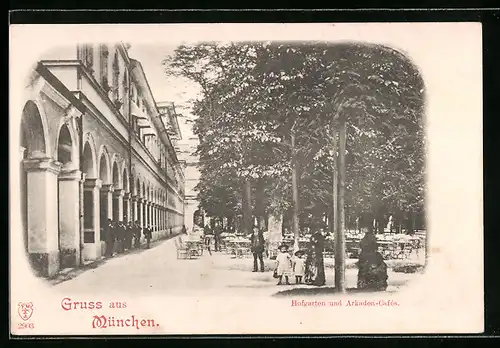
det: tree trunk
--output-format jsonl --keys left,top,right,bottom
{"left": 332, "top": 128, "right": 339, "bottom": 238}
{"left": 411, "top": 212, "right": 416, "bottom": 234}
{"left": 328, "top": 211, "right": 334, "bottom": 234}
{"left": 335, "top": 119, "right": 347, "bottom": 293}
{"left": 290, "top": 132, "right": 300, "bottom": 251}
{"left": 243, "top": 179, "right": 252, "bottom": 236}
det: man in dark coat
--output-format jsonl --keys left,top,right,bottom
{"left": 104, "top": 218, "right": 115, "bottom": 257}
{"left": 125, "top": 221, "right": 133, "bottom": 250}
{"left": 116, "top": 222, "right": 125, "bottom": 253}
{"left": 144, "top": 224, "right": 152, "bottom": 249}
{"left": 133, "top": 220, "right": 141, "bottom": 249}
{"left": 250, "top": 227, "right": 265, "bottom": 272}
{"left": 214, "top": 224, "right": 222, "bottom": 252}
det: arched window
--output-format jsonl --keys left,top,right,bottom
{"left": 112, "top": 52, "right": 120, "bottom": 103}
{"left": 80, "top": 44, "right": 94, "bottom": 73}
{"left": 132, "top": 85, "right": 137, "bottom": 103}
{"left": 99, "top": 44, "right": 109, "bottom": 91}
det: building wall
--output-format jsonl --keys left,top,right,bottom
{"left": 173, "top": 114, "right": 201, "bottom": 232}
{"left": 18, "top": 42, "right": 185, "bottom": 278}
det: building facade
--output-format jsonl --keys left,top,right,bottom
{"left": 157, "top": 103, "right": 201, "bottom": 233}
{"left": 18, "top": 42, "right": 185, "bottom": 278}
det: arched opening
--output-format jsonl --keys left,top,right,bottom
{"left": 99, "top": 152, "right": 110, "bottom": 248}
{"left": 56, "top": 123, "right": 75, "bottom": 258}
{"left": 123, "top": 168, "right": 130, "bottom": 193}
{"left": 112, "top": 162, "right": 120, "bottom": 187}
{"left": 82, "top": 142, "right": 97, "bottom": 259}
{"left": 99, "top": 154, "right": 109, "bottom": 184}
{"left": 20, "top": 101, "right": 47, "bottom": 256}
{"left": 122, "top": 167, "right": 129, "bottom": 221}
{"left": 136, "top": 178, "right": 141, "bottom": 225}
{"left": 82, "top": 142, "right": 95, "bottom": 177}
{"left": 57, "top": 122, "right": 83, "bottom": 268}
{"left": 143, "top": 183, "right": 148, "bottom": 228}
{"left": 111, "top": 162, "right": 120, "bottom": 221}
{"left": 57, "top": 124, "right": 73, "bottom": 167}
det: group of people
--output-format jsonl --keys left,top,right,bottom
{"left": 102, "top": 219, "right": 153, "bottom": 257}
{"left": 247, "top": 226, "right": 326, "bottom": 286}
{"left": 201, "top": 221, "right": 388, "bottom": 291}
{"left": 203, "top": 223, "right": 222, "bottom": 254}
{"left": 274, "top": 229, "right": 326, "bottom": 286}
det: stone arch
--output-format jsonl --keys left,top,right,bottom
{"left": 98, "top": 146, "right": 111, "bottom": 184}
{"left": 141, "top": 182, "right": 146, "bottom": 199}
{"left": 82, "top": 133, "right": 97, "bottom": 178}
{"left": 136, "top": 177, "right": 141, "bottom": 197}
{"left": 20, "top": 100, "right": 50, "bottom": 158}
{"left": 129, "top": 172, "right": 135, "bottom": 195}
{"left": 111, "top": 159, "right": 121, "bottom": 189}
{"left": 122, "top": 164, "right": 130, "bottom": 193}
{"left": 19, "top": 100, "right": 51, "bottom": 258}
{"left": 56, "top": 122, "right": 75, "bottom": 169}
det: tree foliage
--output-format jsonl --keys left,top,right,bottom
{"left": 163, "top": 41, "right": 425, "bottom": 230}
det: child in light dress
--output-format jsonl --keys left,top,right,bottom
{"left": 275, "top": 244, "right": 292, "bottom": 285}
{"left": 293, "top": 250, "right": 306, "bottom": 284}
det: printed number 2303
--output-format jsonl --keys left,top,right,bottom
{"left": 18, "top": 322, "right": 34, "bottom": 329}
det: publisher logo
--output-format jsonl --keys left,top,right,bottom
{"left": 18, "top": 302, "right": 33, "bottom": 321}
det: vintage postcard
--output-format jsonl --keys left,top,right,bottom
{"left": 9, "top": 23, "right": 483, "bottom": 335}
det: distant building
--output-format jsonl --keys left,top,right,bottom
{"left": 18, "top": 43, "right": 185, "bottom": 277}
{"left": 158, "top": 102, "right": 201, "bottom": 232}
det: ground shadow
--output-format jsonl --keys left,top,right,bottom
{"left": 273, "top": 286, "right": 388, "bottom": 297}
{"left": 48, "top": 233, "right": 183, "bottom": 285}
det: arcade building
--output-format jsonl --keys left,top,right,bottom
{"left": 18, "top": 42, "right": 185, "bottom": 278}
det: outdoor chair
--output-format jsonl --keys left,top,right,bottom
{"left": 236, "top": 246, "right": 251, "bottom": 258}
{"left": 174, "top": 237, "right": 190, "bottom": 259}
{"left": 402, "top": 244, "right": 413, "bottom": 259}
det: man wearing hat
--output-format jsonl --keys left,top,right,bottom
{"left": 144, "top": 224, "right": 152, "bottom": 249}
{"left": 250, "top": 226, "right": 265, "bottom": 272}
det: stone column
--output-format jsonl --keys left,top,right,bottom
{"left": 138, "top": 197, "right": 144, "bottom": 230}
{"left": 83, "top": 178, "right": 102, "bottom": 260}
{"left": 157, "top": 205, "right": 161, "bottom": 237}
{"left": 161, "top": 207, "right": 165, "bottom": 234}
{"left": 147, "top": 201, "right": 152, "bottom": 228}
{"left": 154, "top": 204, "right": 159, "bottom": 236}
{"left": 131, "top": 195, "right": 138, "bottom": 222}
{"left": 124, "top": 193, "right": 131, "bottom": 222}
{"left": 58, "top": 168, "right": 82, "bottom": 268}
{"left": 23, "top": 157, "right": 62, "bottom": 277}
{"left": 101, "top": 184, "right": 114, "bottom": 220}
{"left": 166, "top": 209, "right": 170, "bottom": 232}
{"left": 151, "top": 204, "right": 156, "bottom": 239}
{"left": 113, "top": 189, "right": 124, "bottom": 221}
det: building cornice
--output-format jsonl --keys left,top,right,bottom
{"left": 129, "top": 59, "right": 181, "bottom": 165}
{"left": 76, "top": 92, "right": 180, "bottom": 196}
{"left": 35, "top": 62, "right": 86, "bottom": 114}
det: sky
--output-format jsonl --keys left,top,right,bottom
{"left": 128, "top": 44, "right": 201, "bottom": 140}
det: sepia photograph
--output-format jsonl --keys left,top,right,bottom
{"left": 10, "top": 23, "right": 483, "bottom": 335}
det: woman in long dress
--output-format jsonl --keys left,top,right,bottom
{"left": 305, "top": 229, "right": 326, "bottom": 286}
{"left": 357, "top": 230, "right": 388, "bottom": 291}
